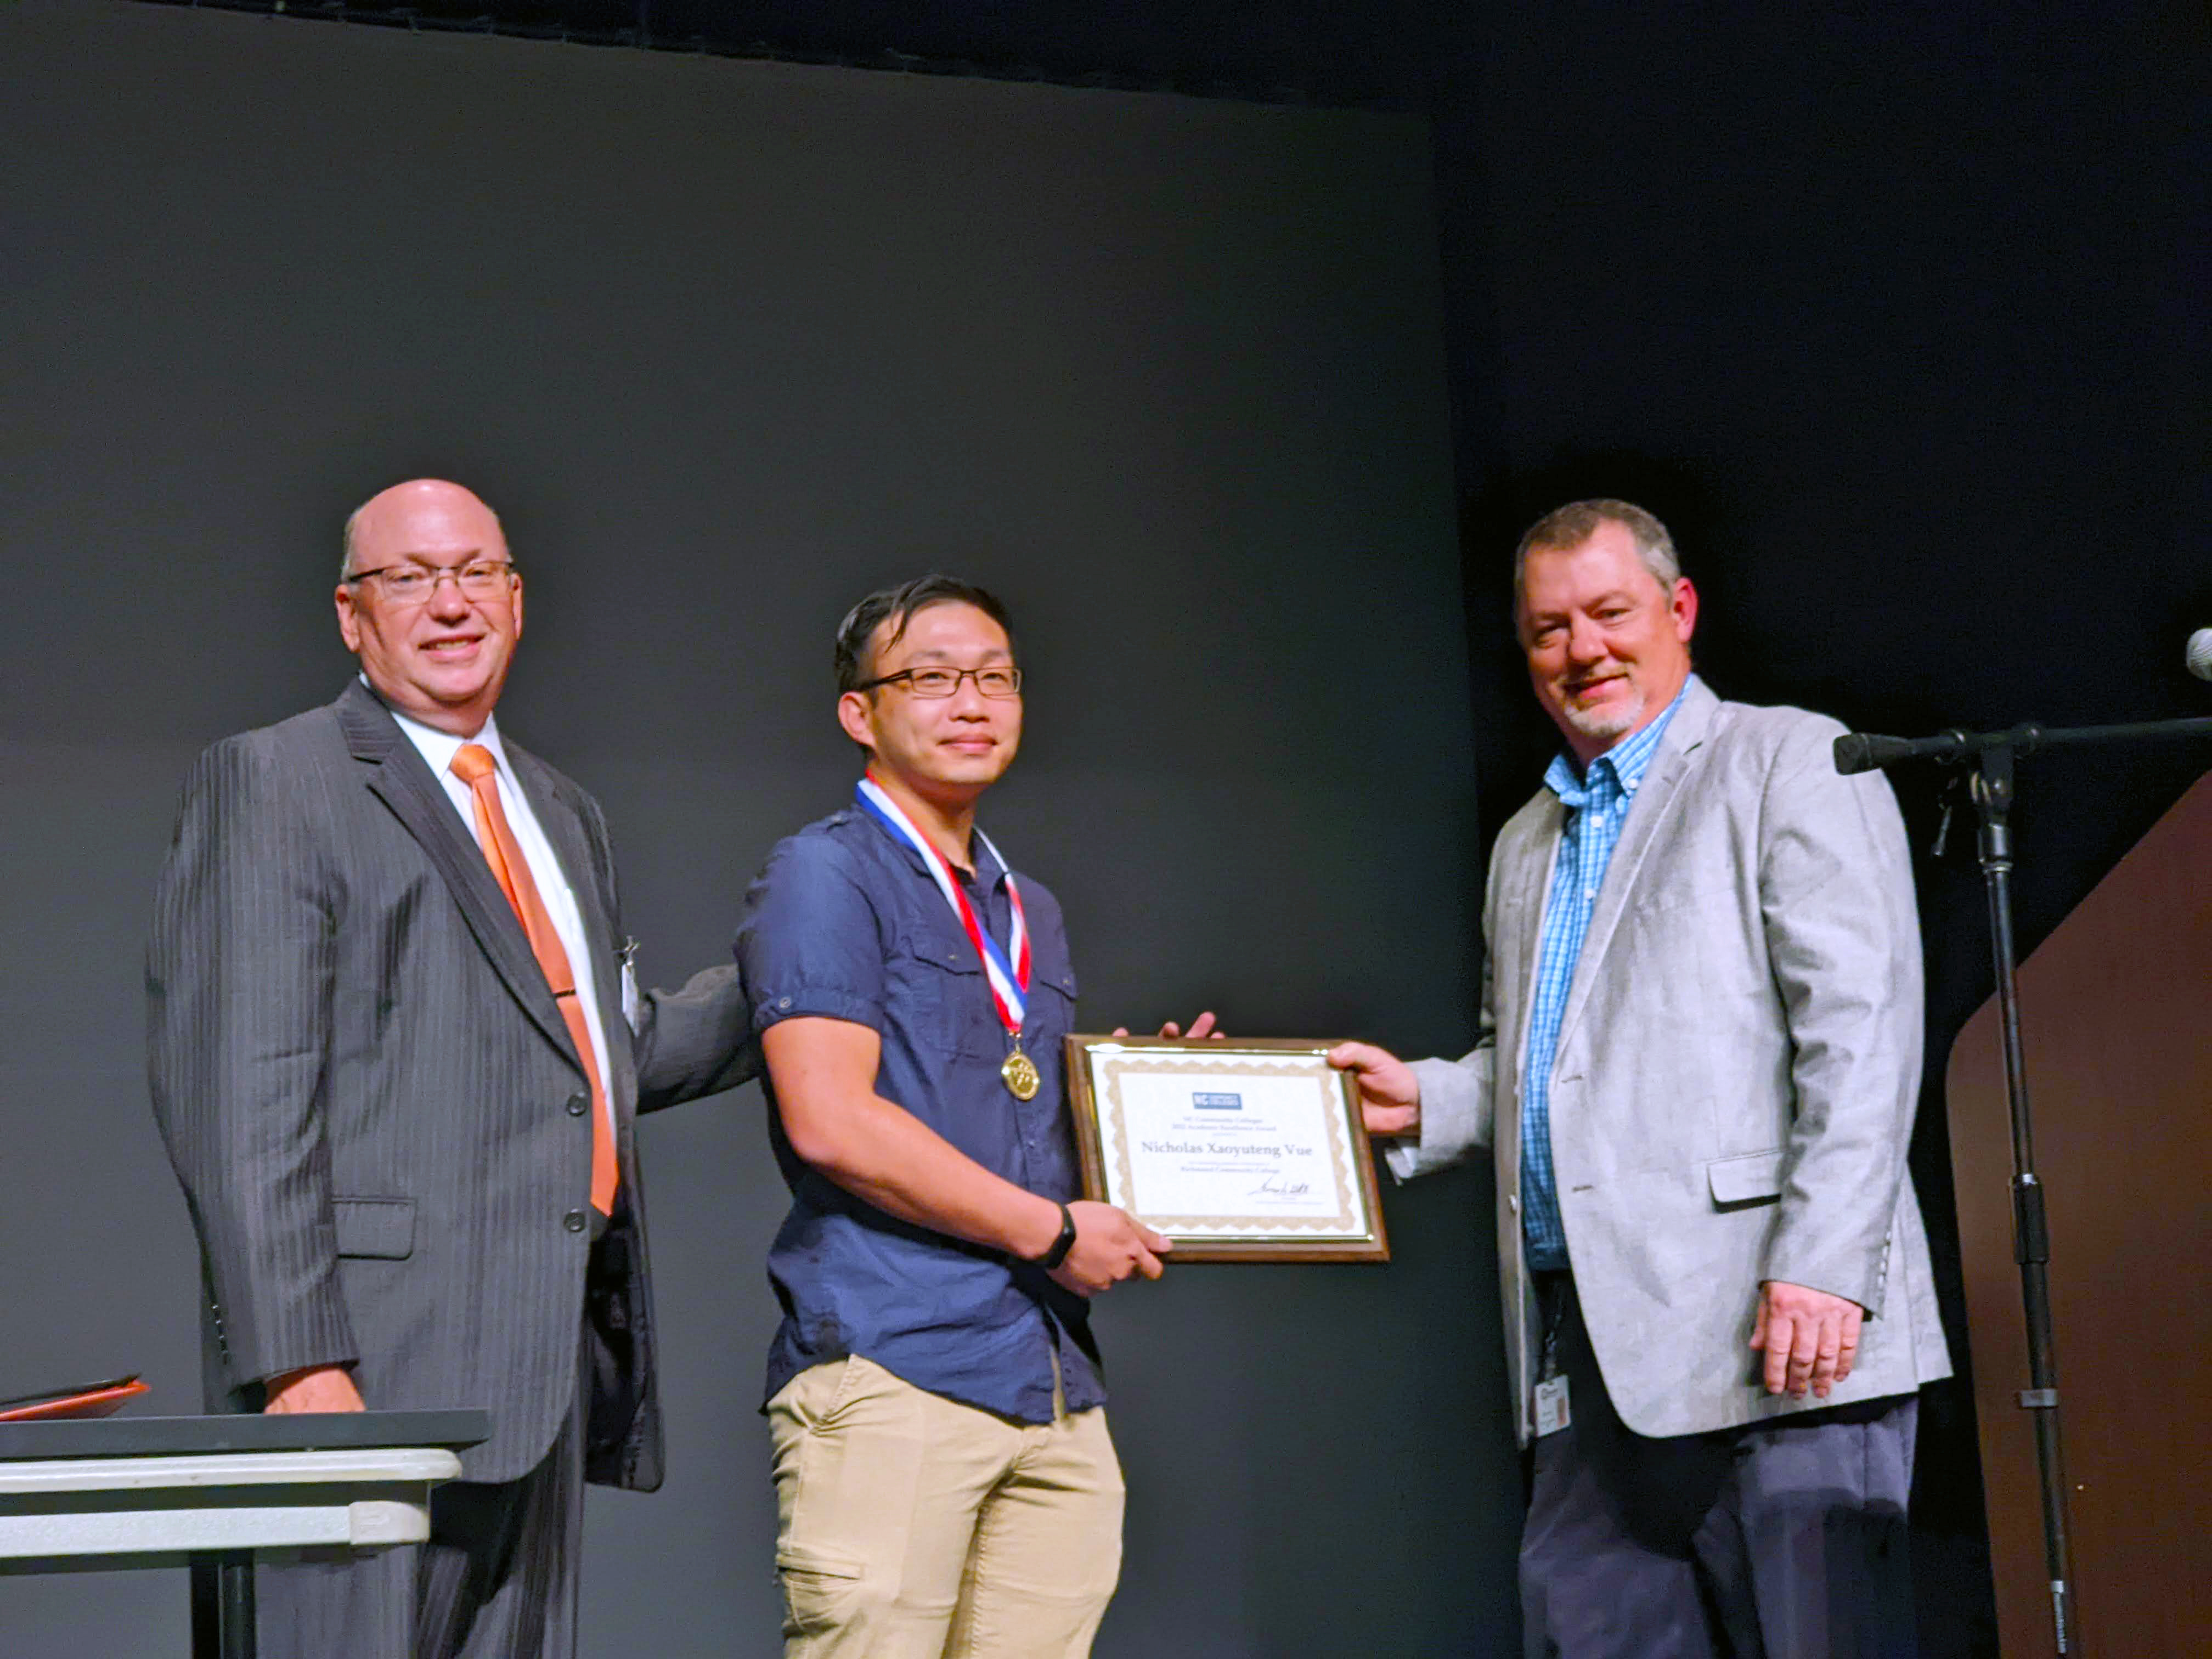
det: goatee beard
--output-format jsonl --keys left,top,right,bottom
{"left": 1562, "top": 686, "right": 1645, "bottom": 742}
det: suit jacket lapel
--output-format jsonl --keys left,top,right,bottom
{"left": 1551, "top": 678, "right": 1719, "bottom": 1059}
{"left": 1498, "top": 800, "right": 1565, "bottom": 1108}
{"left": 507, "top": 744, "right": 636, "bottom": 1115}
{"left": 336, "top": 681, "right": 580, "bottom": 1068}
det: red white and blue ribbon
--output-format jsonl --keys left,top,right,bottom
{"left": 855, "top": 775, "right": 1030, "bottom": 1035}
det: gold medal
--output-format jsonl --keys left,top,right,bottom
{"left": 1001, "top": 1046, "right": 1041, "bottom": 1101}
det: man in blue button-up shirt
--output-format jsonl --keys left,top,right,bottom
{"left": 737, "top": 575, "right": 1205, "bottom": 1659}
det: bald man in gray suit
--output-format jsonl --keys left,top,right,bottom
{"left": 1334, "top": 501, "right": 1951, "bottom": 1659}
{"left": 149, "top": 480, "right": 754, "bottom": 1659}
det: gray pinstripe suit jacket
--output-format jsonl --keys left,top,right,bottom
{"left": 1393, "top": 680, "right": 1952, "bottom": 1442}
{"left": 148, "top": 680, "right": 754, "bottom": 1486}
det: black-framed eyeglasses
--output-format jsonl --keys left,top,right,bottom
{"left": 855, "top": 665, "right": 1023, "bottom": 699}
{"left": 345, "top": 559, "right": 518, "bottom": 606}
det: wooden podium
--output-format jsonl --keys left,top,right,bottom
{"left": 1946, "top": 773, "right": 2212, "bottom": 1657}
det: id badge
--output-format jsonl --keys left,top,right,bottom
{"left": 619, "top": 938, "right": 642, "bottom": 1032}
{"left": 1534, "top": 1374, "right": 1572, "bottom": 1437}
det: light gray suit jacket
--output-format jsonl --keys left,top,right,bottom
{"left": 148, "top": 680, "right": 755, "bottom": 1485}
{"left": 1393, "top": 679, "right": 1951, "bottom": 1442}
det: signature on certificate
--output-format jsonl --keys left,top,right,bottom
{"left": 1248, "top": 1172, "right": 1312, "bottom": 1199}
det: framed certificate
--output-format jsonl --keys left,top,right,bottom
{"left": 1063, "top": 1035, "right": 1390, "bottom": 1263}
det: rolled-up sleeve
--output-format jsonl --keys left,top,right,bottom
{"left": 735, "top": 833, "right": 888, "bottom": 1034}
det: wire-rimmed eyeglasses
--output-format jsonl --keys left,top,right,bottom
{"left": 344, "top": 560, "right": 518, "bottom": 606}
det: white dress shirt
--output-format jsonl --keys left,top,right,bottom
{"left": 386, "top": 703, "right": 617, "bottom": 1129}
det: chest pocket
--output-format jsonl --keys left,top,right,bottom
{"left": 898, "top": 945, "right": 1003, "bottom": 1062}
{"left": 1028, "top": 958, "right": 1078, "bottom": 1041}
{"left": 894, "top": 940, "right": 1077, "bottom": 1063}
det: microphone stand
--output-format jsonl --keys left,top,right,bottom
{"left": 1833, "top": 713, "right": 2212, "bottom": 1657}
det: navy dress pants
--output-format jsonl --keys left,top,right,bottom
{"left": 1521, "top": 1275, "right": 1918, "bottom": 1659}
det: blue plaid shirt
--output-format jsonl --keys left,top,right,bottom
{"left": 1519, "top": 678, "right": 1694, "bottom": 1270}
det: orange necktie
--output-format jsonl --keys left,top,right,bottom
{"left": 451, "top": 743, "right": 617, "bottom": 1215}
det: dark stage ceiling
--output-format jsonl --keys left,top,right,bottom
{"left": 136, "top": 1, "right": 1480, "bottom": 106}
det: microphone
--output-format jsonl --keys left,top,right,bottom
{"left": 2188, "top": 628, "right": 2212, "bottom": 682}
{"left": 1832, "top": 731, "right": 1959, "bottom": 775}
{"left": 1832, "top": 724, "right": 2045, "bottom": 774}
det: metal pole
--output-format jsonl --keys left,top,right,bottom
{"left": 219, "top": 1550, "right": 257, "bottom": 1659}
{"left": 189, "top": 1555, "right": 218, "bottom": 1658}
{"left": 1971, "top": 746, "right": 2078, "bottom": 1655}
{"left": 189, "top": 1550, "right": 257, "bottom": 1659}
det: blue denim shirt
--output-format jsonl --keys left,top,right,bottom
{"left": 1518, "top": 678, "right": 1692, "bottom": 1270}
{"left": 736, "top": 804, "right": 1096, "bottom": 1424}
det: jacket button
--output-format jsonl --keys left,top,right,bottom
{"left": 566, "top": 1092, "right": 589, "bottom": 1116}
{"left": 563, "top": 1209, "right": 588, "bottom": 1233}
{"left": 1508, "top": 1193, "right": 1520, "bottom": 1214}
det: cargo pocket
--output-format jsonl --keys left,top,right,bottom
{"left": 776, "top": 1543, "right": 866, "bottom": 1638}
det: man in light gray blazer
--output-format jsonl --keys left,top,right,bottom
{"left": 1334, "top": 500, "right": 1951, "bottom": 1658}
{"left": 148, "top": 479, "right": 754, "bottom": 1659}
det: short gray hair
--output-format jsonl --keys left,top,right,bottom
{"left": 1513, "top": 499, "right": 1681, "bottom": 599}
{"left": 339, "top": 503, "right": 368, "bottom": 581}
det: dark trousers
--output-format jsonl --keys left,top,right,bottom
{"left": 1521, "top": 1275, "right": 1917, "bottom": 1659}
{"left": 254, "top": 1363, "right": 586, "bottom": 1659}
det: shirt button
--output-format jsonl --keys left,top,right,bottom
{"left": 1508, "top": 1193, "right": 1521, "bottom": 1214}
{"left": 778, "top": 997, "right": 793, "bottom": 1010}
{"left": 566, "top": 1092, "right": 589, "bottom": 1116}
{"left": 563, "top": 1210, "right": 588, "bottom": 1234}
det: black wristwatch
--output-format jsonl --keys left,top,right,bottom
{"left": 1028, "top": 1203, "right": 1077, "bottom": 1271}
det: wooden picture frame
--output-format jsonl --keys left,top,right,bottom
{"left": 1063, "top": 1035, "right": 1390, "bottom": 1263}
